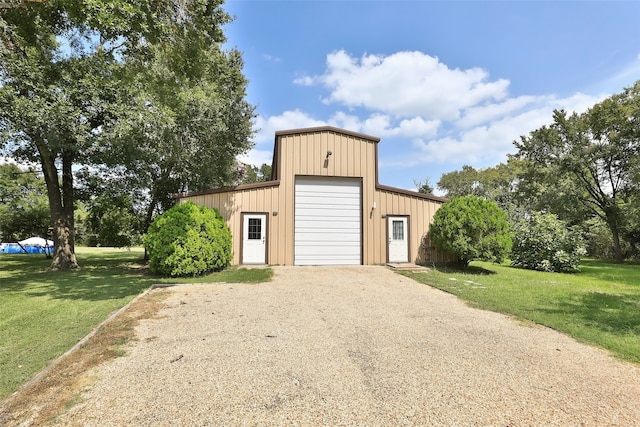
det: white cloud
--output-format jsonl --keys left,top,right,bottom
{"left": 237, "top": 149, "right": 273, "bottom": 167}
{"left": 298, "top": 50, "right": 510, "bottom": 120}
{"left": 457, "top": 96, "right": 537, "bottom": 129}
{"left": 253, "top": 110, "right": 327, "bottom": 143}
{"left": 593, "top": 55, "right": 640, "bottom": 95}
{"left": 293, "top": 76, "right": 318, "bottom": 86}
{"left": 356, "top": 114, "right": 440, "bottom": 138}
{"left": 558, "top": 91, "right": 607, "bottom": 114}
{"left": 262, "top": 50, "right": 610, "bottom": 172}
{"left": 253, "top": 109, "right": 441, "bottom": 145}
{"left": 293, "top": 75, "right": 315, "bottom": 86}
{"left": 327, "top": 111, "right": 362, "bottom": 132}
{"left": 411, "top": 91, "right": 603, "bottom": 166}
{"left": 391, "top": 117, "right": 441, "bottom": 138}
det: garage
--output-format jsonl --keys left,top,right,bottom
{"left": 178, "top": 127, "right": 451, "bottom": 266}
{"left": 294, "top": 177, "right": 362, "bottom": 265}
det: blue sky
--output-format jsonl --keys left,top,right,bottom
{"left": 225, "top": 0, "right": 640, "bottom": 194}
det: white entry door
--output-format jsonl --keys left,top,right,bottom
{"left": 388, "top": 217, "right": 409, "bottom": 263}
{"left": 242, "top": 214, "right": 266, "bottom": 264}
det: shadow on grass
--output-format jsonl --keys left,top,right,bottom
{"left": 431, "top": 264, "right": 498, "bottom": 276}
{"left": 0, "top": 253, "right": 157, "bottom": 301}
{"left": 543, "top": 291, "right": 640, "bottom": 336}
{"left": 1, "top": 252, "right": 272, "bottom": 301}
{"left": 25, "top": 270, "right": 155, "bottom": 302}
{"left": 579, "top": 259, "right": 640, "bottom": 288}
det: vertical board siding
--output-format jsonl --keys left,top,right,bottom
{"left": 374, "top": 189, "right": 451, "bottom": 265}
{"left": 180, "top": 186, "right": 280, "bottom": 265}
{"left": 179, "top": 128, "right": 450, "bottom": 266}
{"left": 282, "top": 130, "right": 378, "bottom": 265}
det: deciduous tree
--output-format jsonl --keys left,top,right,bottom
{"left": 0, "top": 163, "right": 49, "bottom": 241}
{"left": 238, "top": 163, "right": 273, "bottom": 185}
{"left": 1, "top": 1, "right": 254, "bottom": 268}
{"left": 514, "top": 82, "right": 640, "bottom": 262}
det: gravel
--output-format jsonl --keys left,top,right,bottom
{"left": 56, "top": 265, "right": 640, "bottom": 426}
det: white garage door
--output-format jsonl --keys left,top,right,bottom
{"left": 295, "top": 177, "right": 361, "bottom": 265}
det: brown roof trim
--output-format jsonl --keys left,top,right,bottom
{"left": 375, "top": 183, "right": 449, "bottom": 203}
{"left": 175, "top": 180, "right": 280, "bottom": 199}
{"left": 275, "top": 126, "right": 381, "bottom": 142}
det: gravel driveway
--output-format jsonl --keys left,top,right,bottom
{"left": 57, "top": 266, "right": 640, "bottom": 426}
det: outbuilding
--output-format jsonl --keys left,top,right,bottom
{"left": 177, "top": 126, "right": 450, "bottom": 266}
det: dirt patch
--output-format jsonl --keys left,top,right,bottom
{"left": 0, "top": 288, "right": 170, "bottom": 426}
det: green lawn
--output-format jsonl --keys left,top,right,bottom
{"left": 400, "top": 258, "right": 640, "bottom": 364}
{"left": 0, "top": 248, "right": 273, "bottom": 399}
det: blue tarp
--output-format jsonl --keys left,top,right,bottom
{"left": 0, "top": 243, "right": 54, "bottom": 255}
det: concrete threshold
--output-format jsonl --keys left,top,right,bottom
{"left": 386, "top": 263, "right": 430, "bottom": 271}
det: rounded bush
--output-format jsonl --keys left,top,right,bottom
{"left": 511, "top": 212, "right": 586, "bottom": 273}
{"left": 144, "top": 202, "right": 232, "bottom": 277}
{"left": 429, "top": 196, "right": 512, "bottom": 267}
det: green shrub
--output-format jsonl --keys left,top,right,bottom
{"left": 511, "top": 212, "right": 586, "bottom": 273}
{"left": 144, "top": 202, "right": 232, "bottom": 277}
{"left": 429, "top": 196, "right": 512, "bottom": 268}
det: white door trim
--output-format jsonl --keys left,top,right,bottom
{"left": 387, "top": 216, "right": 409, "bottom": 263}
{"left": 242, "top": 213, "right": 267, "bottom": 264}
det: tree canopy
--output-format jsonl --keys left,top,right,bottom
{"left": 0, "top": 163, "right": 49, "bottom": 241}
{"left": 0, "top": 1, "right": 255, "bottom": 268}
{"left": 238, "top": 163, "right": 273, "bottom": 185}
{"left": 429, "top": 81, "right": 640, "bottom": 262}
{"left": 413, "top": 178, "right": 434, "bottom": 194}
{"left": 514, "top": 82, "right": 640, "bottom": 262}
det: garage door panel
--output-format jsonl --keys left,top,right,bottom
{"left": 295, "top": 198, "right": 359, "bottom": 207}
{"left": 296, "top": 208, "right": 359, "bottom": 222}
{"left": 295, "top": 177, "right": 361, "bottom": 265}
{"left": 296, "top": 258, "right": 360, "bottom": 266}
{"left": 295, "top": 227, "right": 360, "bottom": 235}
{"left": 294, "top": 232, "right": 360, "bottom": 242}
{"left": 296, "top": 219, "right": 360, "bottom": 229}
{"left": 295, "top": 245, "right": 361, "bottom": 255}
{"left": 296, "top": 253, "right": 361, "bottom": 265}
{"left": 296, "top": 182, "right": 360, "bottom": 191}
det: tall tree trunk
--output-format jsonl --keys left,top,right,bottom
{"left": 39, "top": 145, "right": 79, "bottom": 270}
{"left": 608, "top": 221, "right": 624, "bottom": 263}
{"left": 144, "top": 197, "right": 158, "bottom": 235}
{"left": 605, "top": 207, "right": 624, "bottom": 263}
{"left": 142, "top": 196, "right": 159, "bottom": 262}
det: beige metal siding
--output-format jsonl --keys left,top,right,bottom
{"left": 180, "top": 186, "right": 282, "bottom": 265}
{"left": 178, "top": 127, "right": 451, "bottom": 266}
{"left": 278, "top": 131, "right": 376, "bottom": 179}
{"left": 277, "top": 130, "right": 378, "bottom": 265}
{"left": 372, "top": 188, "right": 451, "bottom": 264}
